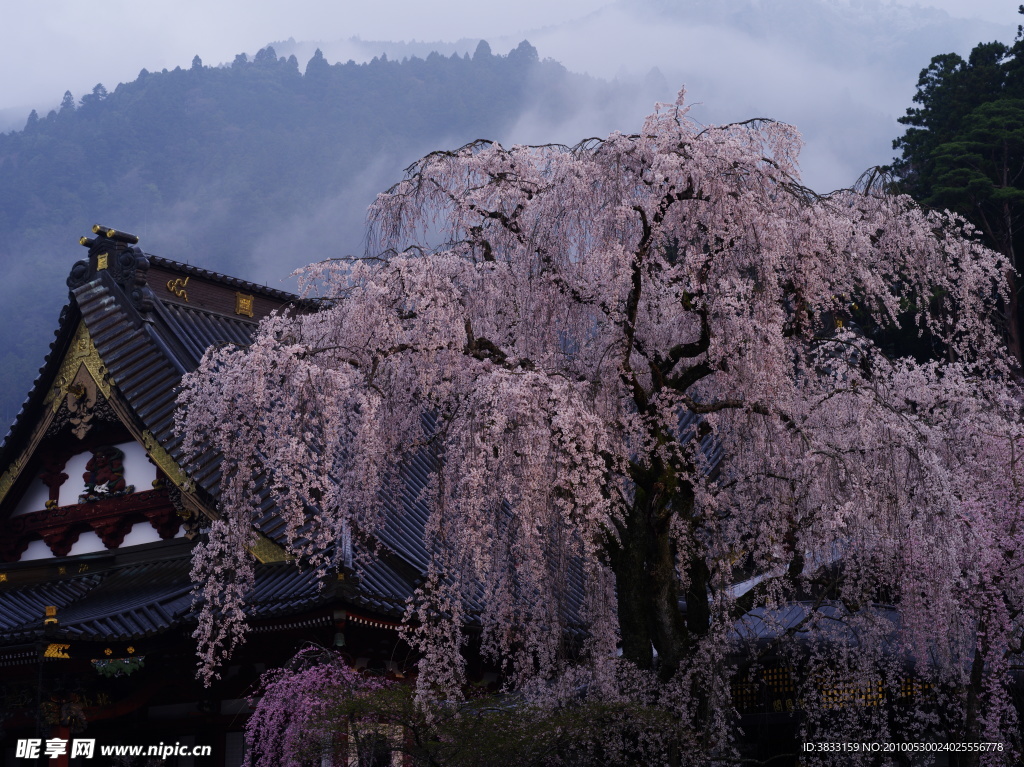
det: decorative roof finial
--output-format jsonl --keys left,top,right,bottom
{"left": 91, "top": 224, "right": 139, "bottom": 245}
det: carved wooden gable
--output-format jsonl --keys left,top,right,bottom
{"left": 0, "top": 227, "right": 301, "bottom": 572}
{"left": 0, "top": 322, "right": 195, "bottom": 563}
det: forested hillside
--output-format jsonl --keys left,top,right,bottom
{"left": 0, "top": 41, "right": 650, "bottom": 426}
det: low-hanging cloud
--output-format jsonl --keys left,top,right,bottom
{"left": 477, "top": 0, "right": 1007, "bottom": 191}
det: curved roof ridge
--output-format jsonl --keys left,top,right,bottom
{"left": 144, "top": 253, "right": 299, "bottom": 303}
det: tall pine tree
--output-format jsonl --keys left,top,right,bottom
{"left": 894, "top": 12, "right": 1024, "bottom": 365}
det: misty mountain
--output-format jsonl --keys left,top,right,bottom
{"left": 0, "top": 41, "right": 661, "bottom": 426}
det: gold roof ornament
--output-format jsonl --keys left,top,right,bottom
{"left": 91, "top": 224, "right": 139, "bottom": 245}
{"left": 235, "top": 292, "right": 255, "bottom": 317}
{"left": 44, "top": 643, "right": 71, "bottom": 659}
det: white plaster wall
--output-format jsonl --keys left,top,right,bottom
{"left": 120, "top": 521, "right": 165, "bottom": 548}
{"left": 119, "top": 440, "right": 158, "bottom": 489}
{"left": 20, "top": 538, "right": 54, "bottom": 561}
{"left": 12, "top": 442, "right": 174, "bottom": 561}
{"left": 11, "top": 479, "right": 50, "bottom": 517}
{"left": 18, "top": 520, "right": 185, "bottom": 562}
{"left": 64, "top": 530, "right": 106, "bottom": 556}
{"left": 58, "top": 451, "right": 92, "bottom": 506}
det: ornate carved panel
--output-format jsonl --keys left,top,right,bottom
{"left": 45, "top": 322, "right": 112, "bottom": 413}
{"left": 80, "top": 445, "right": 134, "bottom": 503}
{"left": 0, "top": 489, "right": 178, "bottom": 562}
{"left": 50, "top": 378, "right": 113, "bottom": 448}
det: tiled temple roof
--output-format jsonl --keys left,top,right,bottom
{"left": 0, "top": 548, "right": 327, "bottom": 645}
{"left": 0, "top": 228, "right": 426, "bottom": 644}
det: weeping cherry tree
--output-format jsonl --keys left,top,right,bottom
{"left": 179, "top": 93, "right": 1024, "bottom": 760}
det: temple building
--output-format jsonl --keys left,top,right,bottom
{"left": 0, "top": 228, "right": 421, "bottom": 767}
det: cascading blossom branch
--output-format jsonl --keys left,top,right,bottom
{"left": 244, "top": 648, "right": 391, "bottom": 767}
{"left": 179, "top": 91, "right": 1024, "bottom": 758}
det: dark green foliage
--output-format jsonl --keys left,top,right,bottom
{"left": 893, "top": 42, "right": 1015, "bottom": 204}
{"left": 321, "top": 684, "right": 682, "bottom": 767}
{"left": 892, "top": 14, "right": 1024, "bottom": 364}
{"left": 929, "top": 100, "right": 1024, "bottom": 251}
{"left": 80, "top": 84, "right": 108, "bottom": 108}
{"left": 0, "top": 42, "right": 626, "bottom": 423}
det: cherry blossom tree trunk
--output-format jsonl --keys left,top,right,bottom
{"left": 609, "top": 473, "right": 692, "bottom": 680}
{"left": 1006, "top": 262, "right": 1022, "bottom": 371}
{"left": 960, "top": 639, "right": 987, "bottom": 767}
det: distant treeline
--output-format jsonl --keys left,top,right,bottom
{"left": 0, "top": 41, "right": 642, "bottom": 425}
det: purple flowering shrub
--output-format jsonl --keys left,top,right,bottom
{"left": 244, "top": 647, "right": 392, "bottom": 767}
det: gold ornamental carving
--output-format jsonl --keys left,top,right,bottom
{"left": 141, "top": 430, "right": 195, "bottom": 494}
{"left": 65, "top": 369, "right": 99, "bottom": 438}
{"left": 235, "top": 292, "right": 254, "bottom": 317}
{"left": 166, "top": 276, "right": 189, "bottom": 302}
{"left": 45, "top": 322, "right": 112, "bottom": 412}
{"left": 0, "top": 323, "right": 109, "bottom": 506}
{"left": 0, "top": 458, "right": 22, "bottom": 506}
{"left": 249, "top": 533, "right": 289, "bottom": 564}
{"left": 44, "top": 643, "right": 71, "bottom": 659}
